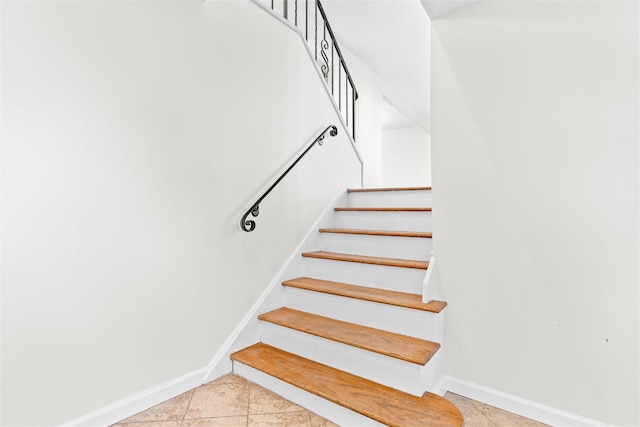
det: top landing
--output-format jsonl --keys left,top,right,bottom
{"left": 348, "top": 186, "right": 432, "bottom": 193}
{"left": 345, "top": 186, "right": 432, "bottom": 209}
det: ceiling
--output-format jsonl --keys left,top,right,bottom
{"left": 419, "top": 0, "right": 479, "bottom": 19}
{"left": 321, "top": 0, "right": 478, "bottom": 130}
{"left": 321, "top": 0, "right": 432, "bottom": 127}
{"left": 381, "top": 100, "right": 416, "bottom": 130}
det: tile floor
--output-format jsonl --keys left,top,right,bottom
{"left": 111, "top": 373, "right": 549, "bottom": 427}
{"left": 444, "top": 393, "right": 549, "bottom": 427}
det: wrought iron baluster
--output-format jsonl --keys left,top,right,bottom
{"left": 338, "top": 62, "right": 342, "bottom": 113}
{"left": 305, "top": 0, "right": 308, "bottom": 41}
{"left": 255, "top": 0, "right": 358, "bottom": 142}
{"left": 331, "top": 42, "right": 334, "bottom": 94}
{"left": 352, "top": 84, "right": 357, "bottom": 140}
{"left": 346, "top": 75, "right": 349, "bottom": 127}
{"left": 320, "top": 24, "right": 329, "bottom": 80}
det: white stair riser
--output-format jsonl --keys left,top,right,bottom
{"left": 260, "top": 323, "right": 426, "bottom": 396}
{"left": 232, "top": 362, "right": 386, "bottom": 427}
{"left": 300, "top": 257, "right": 425, "bottom": 294}
{"left": 420, "top": 351, "right": 440, "bottom": 391}
{"left": 318, "top": 232, "right": 432, "bottom": 260}
{"left": 283, "top": 287, "right": 444, "bottom": 341}
{"left": 347, "top": 190, "right": 432, "bottom": 208}
{"left": 421, "top": 351, "right": 444, "bottom": 392}
{"left": 333, "top": 211, "right": 432, "bottom": 232}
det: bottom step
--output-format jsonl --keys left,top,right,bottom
{"left": 230, "top": 343, "right": 463, "bottom": 427}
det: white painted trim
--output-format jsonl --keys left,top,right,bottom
{"left": 422, "top": 254, "right": 436, "bottom": 302}
{"left": 203, "top": 187, "right": 349, "bottom": 383}
{"left": 59, "top": 367, "right": 209, "bottom": 427}
{"left": 440, "top": 377, "right": 610, "bottom": 427}
{"left": 249, "top": 0, "right": 365, "bottom": 170}
{"left": 431, "top": 375, "right": 449, "bottom": 397}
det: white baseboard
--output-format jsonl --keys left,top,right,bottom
{"left": 439, "top": 376, "right": 609, "bottom": 427}
{"left": 59, "top": 367, "right": 209, "bottom": 427}
{"left": 61, "top": 188, "right": 348, "bottom": 427}
{"left": 422, "top": 254, "right": 436, "bottom": 303}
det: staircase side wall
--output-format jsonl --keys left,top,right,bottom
{"left": 0, "top": 1, "right": 363, "bottom": 425}
{"left": 431, "top": 2, "right": 639, "bottom": 425}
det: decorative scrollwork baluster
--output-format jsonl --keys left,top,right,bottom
{"left": 255, "top": 0, "right": 358, "bottom": 142}
{"left": 320, "top": 39, "right": 330, "bottom": 80}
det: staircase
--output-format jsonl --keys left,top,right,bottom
{"left": 230, "top": 187, "right": 463, "bottom": 427}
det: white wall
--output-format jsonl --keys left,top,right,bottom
{"left": 339, "top": 47, "right": 383, "bottom": 187}
{"left": 0, "top": 1, "right": 362, "bottom": 424}
{"left": 431, "top": 1, "right": 638, "bottom": 425}
{"left": 381, "top": 126, "right": 431, "bottom": 187}
{"left": 340, "top": 46, "right": 433, "bottom": 188}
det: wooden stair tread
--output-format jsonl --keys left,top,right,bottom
{"left": 335, "top": 207, "right": 432, "bottom": 212}
{"left": 259, "top": 307, "right": 440, "bottom": 365}
{"left": 319, "top": 228, "right": 432, "bottom": 238}
{"left": 231, "top": 343, "right": 463, "bottom": 427}
{"left": 302, "top": 251, "right": 429, "bottom": 270}
{"left": 348, "top": 186, "right": 432, "bottom": 192}
{"left": 282, "top": 277, "right": 447, "bottom": 313}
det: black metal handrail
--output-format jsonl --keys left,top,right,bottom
{"left": 262, "top": 0, "right": 358, "bottom": 141}
{"left": 240, "top": 125, "right": 338, "bottom": 232}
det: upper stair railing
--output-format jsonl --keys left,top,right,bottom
{"left": 255, "top": 0, "right": 358, "bottom": 141}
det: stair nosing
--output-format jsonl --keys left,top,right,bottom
{"left": 319, "top": 228, "right": 432, "bottom": 238}
{"left": 301, "top": 250, "right": 429, "bottom": 270}
{"left": 283, "top": 277, "right": 447, "bottom": 313}
{"left": 258, "top": 307, "right": 440, "bottom": 365}
{"left": 348, "top": 186, "right": 432, "bottom": 193}
{"left": 230, "top": 343, "right": 463, "bottom": 427}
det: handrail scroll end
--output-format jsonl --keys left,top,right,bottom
{"left": 241, "top": 205, "right": 259, "bottom": 232}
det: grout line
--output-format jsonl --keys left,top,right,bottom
{"left": 182, "top": 415, "right": 252, "bottom": 422}
{"left": 246, "top": 383, "right": 252, "bottom": 427}
{"left": 180, "top": 388, "right": 196, "bottom": 425}
{"left": 248, "top": 409, "right": 308, "bottom": 416}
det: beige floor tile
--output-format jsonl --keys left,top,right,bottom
{"left": 210, "top": 374, "right": 251, "bottom": 386}
{"left": 181, "top": 416, "right": 249, "bottom": 426}
{"left": 248, "top": 383, "right": 305, "bottom": 414}
{"left": 110, "top": 373, "right": 546, "bottom": 427}
{"left": 113, "top": 422, "right": 182, "bottom": 427}
{"left": 115, "top": 391, "right": 193, "bottom": 423}
{"left": 445, "top": 392, "right": 549, "bottom": 427}
{"left": 247, "top": 411, "right": 311, "bottom": 427}
{"left": 184, "top": 382, "right": 250, "bottom": 419}
{"left": 308, "top": 411, "right": 339, "bottom": 427}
